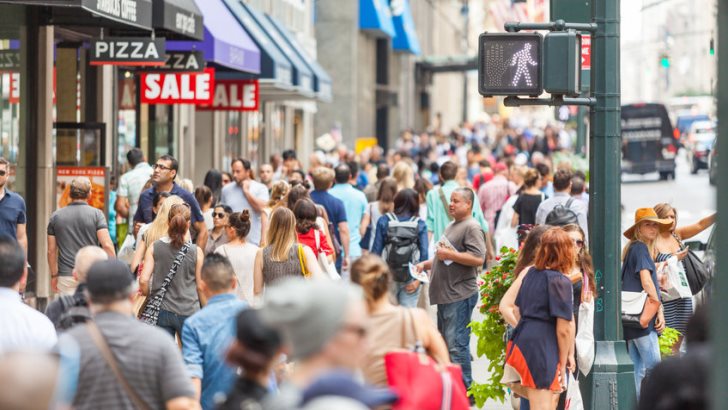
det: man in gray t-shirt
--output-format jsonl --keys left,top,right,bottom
{"left": 220, "top": 158, "right": 269, "bottom": 246}
{"left": 47, "top": 177, "right": 115, "bottom": 295}
{"left": 416, "top": 187, "right": 486, "bottom": 391}
{"left": 60, "top": 260, "right": 196, "bottom": 410}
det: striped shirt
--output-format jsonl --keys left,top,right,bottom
{"left": 60, "top": 311, "right": 195, "bottom": 409}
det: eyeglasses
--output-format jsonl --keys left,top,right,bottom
{"left": 340, "top": 323, "right": 367, "bottom": 339}
{"left": 213, "top": 212, "right": 227, "bottom": 219}
{"left": 152, "top": 163, "right": 173, "bottom": 171}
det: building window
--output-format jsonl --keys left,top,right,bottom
{"left": 376, "top": 38, "right": 389, "bottom": 85}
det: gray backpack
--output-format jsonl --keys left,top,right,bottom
{"left": 382, "top": 213, "right": 421, "bottom": 282}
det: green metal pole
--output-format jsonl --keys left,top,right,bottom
{"left": 576, "top": 106, "right": 586, "bottom": 155}
{"left": 584, "top": 0, "right": 635, "bottom": 408}
{"left": 712, "top": 1, "right": 728, "bottom": 407}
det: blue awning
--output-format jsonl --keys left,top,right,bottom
{"left": 265, "top": 15, "right": 332, "bottom": 102}
{"left": 242, "top": 3, "right": 315, "bottom": 96}
{"left": 166, "top": 0, "right": 260, "bottom": 73}
{"left": 359, "top": 0, "right": 395, "bottom": 38}
{"left": 222, "top": 0, "right": 293, "bottom": 88}
{"left": 391, "top": 0, "right": 421, "bottom": 55}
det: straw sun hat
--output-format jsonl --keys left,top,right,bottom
{"left": 623, "top": 208, "right": 673, "bottom": 240}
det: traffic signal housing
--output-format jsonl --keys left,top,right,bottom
{"left": 543, "top": 30, "right": 582, "bottom": 96}
{"left": 478, "top": 32, "right": 543, "bottom": 97}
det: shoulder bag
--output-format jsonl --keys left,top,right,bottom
{"left": 87, "top": 322, "right": 152, "bottom": 410}
{"left": 438, "top": 188, "right": 453, "bottom": 222}
{"left": 138, "top": 242, "right": 192, "bottom": 325}
{"left": 621, "top": 290, "right": 661, "bottom": 329}
{"left": 675, "top": 234, "right": 711, "bottom": 295}
{"left": 315, "top": 229, "right": 341, "bottom": 280}
{"left": 575, "top": 274, "right": 595, "bottom": 377}
{"left": 297, "top": 244, "right": 310, "bottom": 278}
{"left": 384, "top": 309, "right": 470, "bottom": 410}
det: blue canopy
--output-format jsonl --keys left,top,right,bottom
{"left": 391, "top": 0, "right": 421, "bottom": 55}
{"left": 359, "top": 0, "right": 395, "bottom": 38}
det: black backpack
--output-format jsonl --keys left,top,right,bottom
{"left": 382, "top": 213, "right": 421, "bottom": 282}
{"left": 56, "top": 295, "right": 92, "bottom": 332}
{"left": 545, "top": 198, "right": 579, "bottom": 226}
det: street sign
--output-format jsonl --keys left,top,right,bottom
{"left": 478, "top": 32, "right": 543, "bottom": 97}
{"left": 90, "top": 37, "right": 166, "bottom": 67}
{"left": 581, "top": 34, "right": 591, "bottom": 69}
{"left": 140, "top": 67, "right": 214, "bottom": 105}
{"left": 159, "top": 51, "right": 206, "bottom": 72}
{"left": 197, "top": 79, "right": 259, "bottom": 111}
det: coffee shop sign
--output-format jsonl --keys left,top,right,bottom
{"left": 96, "top": 0, "right": 138, "bottom": 23}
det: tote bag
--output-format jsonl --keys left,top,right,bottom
{"left": 564, "top": 373, "right": 584, "bottom": 410}
{"left": 575, "top": 276, "right": 595, "bottom": 377}
{"left": 384, "top": 310, "right": 469, "bottom": 410}
{"left": 314, "top": 229, "right": 341, "bottom": 280}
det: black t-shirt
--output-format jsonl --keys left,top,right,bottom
{"left": 621, "top": 241, "right": 659, "bottom": 340}
{"left": 512, "top": 193, "right": 544, "bottom": 225}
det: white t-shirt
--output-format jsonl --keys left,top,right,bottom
{"left": 216, "top": 242, "right": 259, "bottom": 303}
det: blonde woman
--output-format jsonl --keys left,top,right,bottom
{"left": 131, "top": 194, "right": 186, "bottom": 275}
{"left": 253, "top": 208, "right": 322, "bottom": 295}
{"left": 261, "top": 180, "right": 289, "bottom": 246}
{"left": 621, "top": 208, "right": 672, "bottom": 394}
{"left": 392, "top": 161, "right": 415, "bottom": 190}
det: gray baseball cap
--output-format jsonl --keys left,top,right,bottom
{"left": 259, "top": 278, "right": 363, "bottom": 360}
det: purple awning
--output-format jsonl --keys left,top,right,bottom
{"left": 166, "top": 0, "right": 260, "bottom": 74}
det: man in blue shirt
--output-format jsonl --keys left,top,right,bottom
{"left": 310, "top": 167, "right": 350, "bottom": 271}
{"left": 329, "top": 164, "right": 367, "bottom": 268}
{"left": 133, "top": 155, "right": 207, "bottom": 250}
{"left": 0, "top": 158, "right": 27, "bottom": 255}
{"left": 182, "top": 254, "right": 247, "bottom": 410}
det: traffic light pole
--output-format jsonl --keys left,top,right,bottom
{"left": 584, "top": 0, "right": 636, "bottom": 408}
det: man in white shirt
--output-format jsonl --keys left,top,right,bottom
{"left": 221, "top": 158, "right": 270, "bottom": 246}
{"left": 0, "top": 237, "right": 57, "bottom": 353}
{"left": 535, "top": 169, "right": 589, "bottom": 241}
{"left": 115, "top": 148, "right": 152, "bottom": 233}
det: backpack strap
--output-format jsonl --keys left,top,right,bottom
{"left": 438, "top": 188, "right": 453, "bottom": 221}
{"left": 59, "top": 294, "right": 76, "bottom": 311}
{"left": 386, "top": 213, "right": 397, "bottom": 222}
{"left": 565, "top": 197, "right": 575, "bottom": 209}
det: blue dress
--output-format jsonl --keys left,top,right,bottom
{"left": 505, "top": 267, "right": 573, "bottom": 390}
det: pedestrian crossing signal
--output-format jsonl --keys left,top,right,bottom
{"left": 478, "top": 32, "right": 543, "bottom": 97}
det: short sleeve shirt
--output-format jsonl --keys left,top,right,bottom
{"left": 220, "top": 181, "right": 269, "bottom": 246}
{"left": 621, "top": 241, "right": 659, "bottom": 340}
{"left": 118, "top": 163, "right": 153, "bottom": 223}
{"left": 310, "top": 190, "right": 347, "bottom": 245}
{"left": 0, "top": 190, "right": 26, "bottom": 239}
{"left": 429, "top": 217, "right": 487, "bottom": 305}
{"left": 47, "top": 202, "right": 108, "bottom": 276}
{"left": 134, "top": 183, "right": 204, "bottom": 225}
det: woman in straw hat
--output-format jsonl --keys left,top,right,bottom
{"left": 621, "top": 208, "right": 672, "bottom": 395}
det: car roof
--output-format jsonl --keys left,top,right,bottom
{"left": 690, "top": 120, "right": 716, "bottom": 130}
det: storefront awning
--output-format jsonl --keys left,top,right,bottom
{"left": 265, "top": 15, "right": 332, "bottom": 103}
{"left": 221, "top": 0, "right": 293, "bottom": 90}
{"left": 152, "top": 0, "right": 204, "bottom": 40}
{"left": 246, "top": 6, "right": 315, "bottom": 97}
{"left": 13, "top": 0, "right": 153, "bottom": 30}
{"left": 166, "top": 0, "right": 260, "bottom": 74}
{"left": 391, "top": 0, "right": 420, "bottom": 55}
{"left": 359, "top": 0, "right": 395, "bottom": 38}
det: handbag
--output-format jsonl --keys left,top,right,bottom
{"left": 575, "top": 275, "right": 595, "bottom": 377}
{"left": 317, "top": 205, "right": 342, "bottom": 258}
{"left": 620, "top": 291, "right": 660, "bottom": 329}
{"left": 87, "top": 323, "right": 152, "bottom": 410}
{"left": 297, "top": 244, "right": 310, "bottom": 278}
{"left": 384, "top": 309, "right": 470, "bottom": 410}
{"left": 564, "top": 373, "right": 584, "bottom": 410}
{"left": 683, "top": 249, "right": 710, "bottom": 295}
{"left": 315, "top": 229, "right": 341, "bottom": 280}
{"left": 138, "top": 242, "right": 192, "bottom": 325}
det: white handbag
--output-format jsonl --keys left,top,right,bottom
{"left": 575, "top": 276, "right": 595, "bottom": 377}
{"left": 315, "top": 229, "right": 340, "bottom": 280}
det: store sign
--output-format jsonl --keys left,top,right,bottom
{"left": 1, "top": 72, "right": 20, "bottom": 104}
{"left": 56, "top": 166, "right": 107, "bottom": 211}
{"left": 197, "top": 79, "right": 259, "bottom": 111}
{"left": 0, "top": 51, "right": 20, "bottom": 71}
{"left": 160, "top": 51, "right": 206, "bottom": 72}
{"left": 140, "top": 67, "right": 214, "bottom": 104}
{"left": 90, "top": 37, "right": 166, "bottom": 66}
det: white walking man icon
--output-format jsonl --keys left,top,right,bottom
{"left": 509, "top": 43, "right": 538, "bottom": 87}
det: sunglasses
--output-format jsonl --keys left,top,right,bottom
{"left": 0, "top": 170, "right": 6, "bottom": 176}
{"left": 213, "top": 212, "right": 227, "bottom": 219}
{"left": 152, "top": 164, "right": 173, "bottom": 171}
{"left": 573, "top": 239, "right": 585, "bottom": 248}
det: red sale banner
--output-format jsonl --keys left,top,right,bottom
{"left": 140, "top": 67, "right": 215, "bottom": 104}
{"left": 197, "top": 79, "right": 259, "bottom": 111}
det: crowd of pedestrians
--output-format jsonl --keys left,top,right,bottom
{"left": 0, "top": 116, "right": 716, "bottom": 410}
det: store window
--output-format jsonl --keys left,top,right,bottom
{"left": 117, "top": 70, "right": 137, "bottom": 172}
{"left": 149, "top": 104, "right": 177, "bottom": 160}
{"left": 243, "top": 111, "right": 262, "bottom": 166}
{"left": 0, "top": 5, "right": 27, "bottom": 197}
{"left": 224, "top": 111, "right": 242, "bottom": 169}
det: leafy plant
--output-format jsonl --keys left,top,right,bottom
{"left": 658, "top": 327, "right": 682, "bottom": 357}
{"left": 468, "top": 246, "right": 519, "bottom": 407}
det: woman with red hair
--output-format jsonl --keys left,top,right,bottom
{"left": 502, "top": 227, "right": 576, "bottom": 410}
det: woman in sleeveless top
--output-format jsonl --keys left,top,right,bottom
{"left": 130, "top": 193, "right": 183, "bottom": 274}
{"left": 216, "top": 210, "right": 259, "bottom": 303}
{"left": 350, "top": 254, "right": 449, "bottom": 386}
{"left": 140, "top": 203, "right": 204, "bottom": 339}
{"left": 253, "top": 207, "right": 322, "bottom": 295}
{"left": 653, "top": 204, "right": 715, "bottom": 351}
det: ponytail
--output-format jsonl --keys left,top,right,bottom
{"left": 168, "top": 203, "right": 191, "bottom": 248}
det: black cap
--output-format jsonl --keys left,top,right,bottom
{"left": 86, "top": 260, "right": 134, "bottom": 301}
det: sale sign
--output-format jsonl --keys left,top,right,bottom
{"left": 581, "top": 34, "right": 591, "bottom": 70}
{"left": 140, "top": 67, "right": 214, "bottom": 104}
{"left": 197, "top": 79, "right": 259, "bottom": 111}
